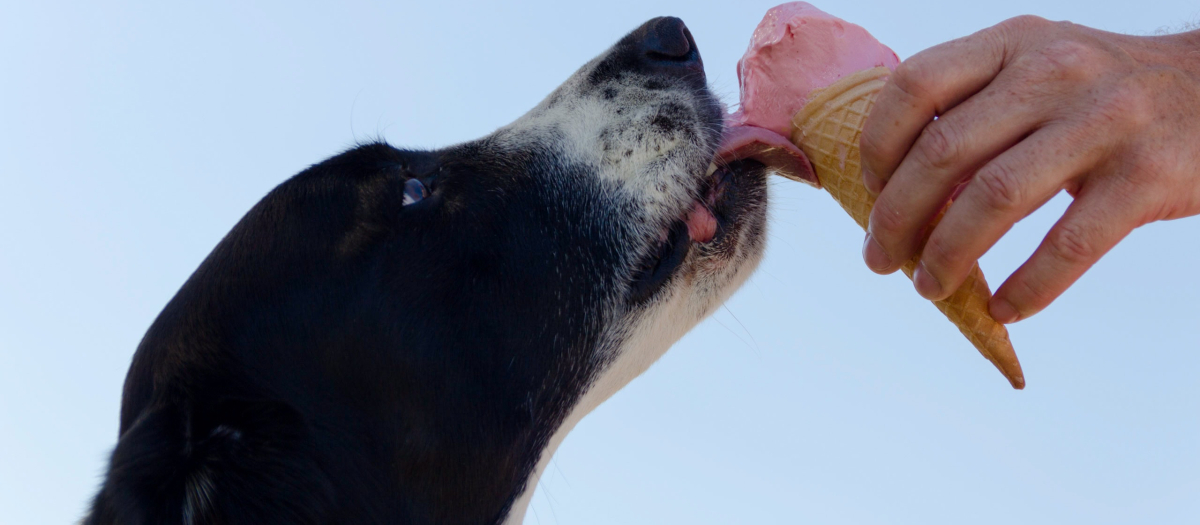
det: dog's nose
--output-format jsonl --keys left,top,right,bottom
{"left": 638, "top": 17, "right": 703, "bottom": 76}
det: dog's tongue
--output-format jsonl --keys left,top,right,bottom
{"left": 685, "top": 201, "right": 717, "bottom": 243}
{"left": 717, "top": 2, "right": 899, "bottom": 186}
{"left": 717, "top": 121, "right": 818, "bottom": 186}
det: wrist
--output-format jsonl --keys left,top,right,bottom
{"left": 1128, "top": 29, "right": 1200, "bottom": 77}
{"left": 1169, "top": 29, "right": 1200, "bottom": 75}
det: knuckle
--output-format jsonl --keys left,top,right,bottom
{"left": 921, "top": 234, "right": 962, "bottom": 273}
{"left": 1010, "top": 272, "right": 1052, "bottom": 312}
{"left": 868, "top": 198, "right": 907, "bottom": 241}
{"left": 891, "top": 59, "right": 936, "bottom": 102}
{"left": 858, "top": 122, "right": 889, "bottom": 173}
{"left": 1046, "top": 221, "right": 1098, "bottom": 266}
{"left": 1105, "top": 165, "right": 1163, "bottom": 224}
{"left": 996, "top": 15, "right": 1052, "bottom": 36}
{"left": 1013, "top": 14, "right": 1051, "bottom": 29}
{"left": 914, "top": 120, "right": 963, "bottom": 171}
{"left": 1037, "top": 39, "right": 1105, "bottom": 81}
{"left": 974, "top": 162, "right": 1025, "bottom": 213}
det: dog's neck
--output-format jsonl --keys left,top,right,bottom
{"left": 503, "top": 289, "right": 702, "bottom": 524}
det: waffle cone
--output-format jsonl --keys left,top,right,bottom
{"left": 790, "top": 67, "right": 1025, "bottom": 389}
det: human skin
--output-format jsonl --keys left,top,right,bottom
{"left": 857, "top": 15, "right": 1200, "bottom": 323}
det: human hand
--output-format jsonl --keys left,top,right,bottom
{"left": 858, "top": 16, "right": 1200, "bottom": 323}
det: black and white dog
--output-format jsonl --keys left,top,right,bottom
{"left": 86, "top": 17, "right": 802, "bottom": 525}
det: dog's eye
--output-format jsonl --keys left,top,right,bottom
{"left": 402, "top": 178, "right": 429, "bottom": 206}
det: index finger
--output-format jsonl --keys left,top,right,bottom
{"left": 859, "top": 17, "right": 1031, "bottom": 194}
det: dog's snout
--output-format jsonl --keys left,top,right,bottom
{"left": 585, "top": 17, "right": 708, "bottom": 89}
{"left": 638, "top": 17, "right": 703, "bottom": 77}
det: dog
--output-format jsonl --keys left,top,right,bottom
{"left": 85, "top": 17, "right": 786, "bottom": 524}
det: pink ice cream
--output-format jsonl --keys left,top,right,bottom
{"left": 717, "top": 2, "right": 899, "bottom": 186}
{"left": 732, "top": 2, "right": 899, "bottom": 137}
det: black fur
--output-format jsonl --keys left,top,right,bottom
{"left": 85, "top": 17, "right": 757, "bottom": 525}
{"left": 89, "top": 140, "right": 629, "bottom": 524}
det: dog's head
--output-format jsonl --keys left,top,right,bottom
{"left": 351, "top": 17, "right": 773, "bottom": 522}
{"left": 90, "top": 16, "right": 782, "bottom": 525}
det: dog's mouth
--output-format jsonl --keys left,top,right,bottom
{"left": 681, "top": 118, "right": 821, "bottom": 243}
{"left": 683, "top": 118, "right": 820, "bottom": 245}
{"left": 628, "top": 154, "right": 763, "bottom": 302}
{"left": 629, "top": 116, "right": 818, "bottom": 303}
{"left": 628, "top": 163, "right": 737, "bottom": 302}
{"left": 679, "top": 166, "right": 726, "bottom": 245}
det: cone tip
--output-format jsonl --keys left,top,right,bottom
{"left": 1008, "top": 373, "right": 1026, "bottom": 390}
{"left": 999, "top": 363, "right": 1025, "bottom": 390}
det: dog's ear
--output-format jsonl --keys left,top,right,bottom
{"left": 85, "top": 399, "right": 334, "bottom": 525}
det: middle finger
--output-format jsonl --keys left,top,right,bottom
{"left": 864, "top": 74, "right": 1045, "bottom": 274}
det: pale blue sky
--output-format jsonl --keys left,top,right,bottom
{"left": 2, "top": 1, "right": 1198, "bottom": 524}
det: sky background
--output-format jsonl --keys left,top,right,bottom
{"left": 2, "top": 0, "right": 1199, "bottom": 523}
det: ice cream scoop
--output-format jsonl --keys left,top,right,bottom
{"left": 716, "top": 2, "right": 898, "bottom": 187}
{"left": 729, "top": 2, "right": 899, "bottom": 138}
{"left": 729, "top": 2, "right": 1025, "bottom": 389}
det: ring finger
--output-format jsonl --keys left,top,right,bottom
{"left": 913, "top": 123, "right": 1103, "bottom": 300}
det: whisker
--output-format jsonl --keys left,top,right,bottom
{"left": 553, "top": 458, "right": 572, "bottom": 489}
{"left": 723, "top": 304, "right": 759, "bottom": 350}
{"left": 711, "top": 315, "right": 755, "bottom": 355}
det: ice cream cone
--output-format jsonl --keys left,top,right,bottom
{"left": 790, "top": 67, "right": 1025, "bottom": 389}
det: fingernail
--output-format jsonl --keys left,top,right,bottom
{"left": 990, "top": 298, "right": 1020, "bottom": 324}
{"left": 862, "top": 234, "right": 892, "bottom": 272}
{"left": 913, "top": 262, "right": 942, "bottom": 300}
{"left": 863, "top": 167, "right": 883, "bottom": 195}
